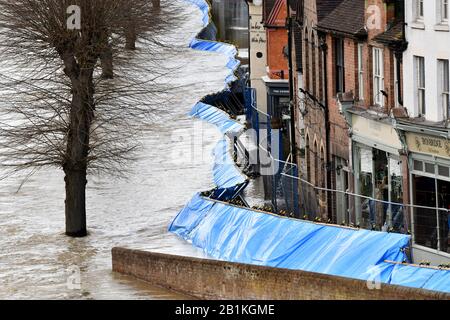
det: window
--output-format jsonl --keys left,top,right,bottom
{"left": 304, "top": 28, "right": 309, "bottom": 91}
{"left": 416, "top": 0, "right": 424, "bottom": 21}
{"left": 335, "top": 38, "right": 344, "bottom": 94}
{"left": 438, "top": 59, "right": 449, "bottom": 119}
{"left": 311, "top": 34, "right": 316, "bottom": 97}
{"left": 415, "top": 56, "right": 426, "bottom": 115}
{"left": 372, "top": 47, "right": 384, "bottom": 106}
{"left": 358, "top": 44, "right": 364, "bottom": 100}
{"left": 394, "top": 55, "right": 400, "bottom": 107}
{"left": 442, "top": 0, "right": 449, "bottom": 22}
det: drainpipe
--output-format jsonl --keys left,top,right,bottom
{"left": 245, "top": 1, "right": 251, "bottom": 86}
{"left": 320, "top": 36, "right": 333, "bottom": 222}
{"left": 287, "top": 0, "right": 297, "bottom": 165}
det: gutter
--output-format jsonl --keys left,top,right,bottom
{"left": 321, "top": 35, "right": 333, "bottom": 222}
{"left": 287, "top": 0, "right": 297, "bottom": 165}
{"left": 394, "top": 122, "right": 450, "bottom": 140}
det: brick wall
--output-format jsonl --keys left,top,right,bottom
{"left": 267, "top": 28, "right": 289, "bottom": 79}
{"left": 266, "top": 2, "right": 289, "bottom": 79}
{"left": 112, "top": 248, "right": 450, "bottom": 300}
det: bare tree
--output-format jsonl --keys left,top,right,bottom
{"left": 0, "top": 0, "right": 183, "bottom": 237}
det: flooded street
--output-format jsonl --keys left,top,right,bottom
{"left": 0, "top": 0, "right": 238, "bottom": 299}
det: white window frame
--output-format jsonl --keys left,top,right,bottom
{"left": 416, "top": 0, "right": 425, "bottom": 21}
{"left": 358, "top": 43, "right": 364, "bottom": 100}
{"left": 372, "top": 47, "right": 384, "bottom": 107}
{"left": 442, "top": 0, "right": 449, "bottom": 23}
{"left": 394, "top": 55, "right": 399, "bottom": 108}
{"left": 415, "top": 56, "right": 426, "bottom": 116}
{"left": 438, "top": 59, "right": 450, "bottom": 119}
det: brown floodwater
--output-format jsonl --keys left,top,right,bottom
{"left": 0, "top": 0, "right": 247, "bottom": 300}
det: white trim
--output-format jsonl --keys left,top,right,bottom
{"left": 372, "top": 47, "right": 384, "bottom": 107}
{"left": 358, "top": 43, "right": 364, "bottom": 101}
{"left": 412, "top": 243, "right": 450, "bottom": 258}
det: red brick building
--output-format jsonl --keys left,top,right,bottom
{"left": 265, "top": 0, "right": 289, "bottom": 80}
{"left": 293, "top": 0, "right": 408, "bottom": 227}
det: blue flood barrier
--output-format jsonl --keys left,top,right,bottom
{"left": 374, "top": 262, "right": 450, "bottom": 293}
{"left": 169, "top": 195, "right": 450, "bottom": 293}
{"left": 170, "top": 195, "right": 409, "bottom": 275}
{"left": 189, "top": 102, "right": 244, "bottom": 136}
{"left": 212, "top": 139, "right": 247, "bottom": 189}
{"left": 184, "top": 0, "right": 247, "bottom": 193}
{"left": 187, "top": 0, "right": 211, "bottom": 26}
{"left": 172, "top": 0, "right": 450, "bottom": 294}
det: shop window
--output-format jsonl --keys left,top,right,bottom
{"left": 412, "top": 170, "right": 450, "bottom": 253}
{"left": 414, "top": 160, "right": 423, "bottom": 171}
{"left": 437, "top": 180, "right": 450, "bottom": 253}
{"left": 357, "top": 146, "right": 373, "bottom": 228}
{"left": 390, "top": 158, "right": 404, "bottom": 232}
{"left": 425, "top": 162, "right": 435, "bottom": 174}
{"left": 373, "top": 149, "right": 389, "bottom": 228}
{"left": 438, "top": 165, "right": 450, "bottom": 177}
{"left": 413, "top": 176, "right": 438, "bottom": 250}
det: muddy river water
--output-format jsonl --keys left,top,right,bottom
{"left": 0, "top": 0, "right": 262, "bottom": 299}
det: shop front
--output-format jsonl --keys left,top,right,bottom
{"left": 350, "top": 113, "right": 406, "bottom": 231}
{"left": 406, "top": 132, "right": 450, "bottom": 255}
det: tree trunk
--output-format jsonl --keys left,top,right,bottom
{"left": 125, "top": 22, "right": 137, "bottom": 50}
{"left": 100, "top": 44, "right": 114, "bottom": 79}
{"left": 65, "top": 169, "right": 87, "bottom": 237}
{"left": 63, "top": 67, "right": 94, "bottom": 237}
{"left": 152, "top": 0, "right": 160, "bottom": 9}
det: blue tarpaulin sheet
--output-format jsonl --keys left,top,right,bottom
{"left": 187, "top": 0, "right": 211, "bottom": 26}
{"left": 189, "top": 102, "right": 243, "bottom": 136}
{"left": 185, "top": 0, "right": 246, "bottom": 192}
{"left": 212, "top": 139, "right": 247, "bottom": 189}
{"left": 375, "top": 262, "right": 450, "bottom": 292}
{"left": 188, "top": 102, "right": 246, "bottom": 190}
{"left": 189, "top": 38, "right": 240, "bottom": 85}
{"left": 173, "top": 0, "right": 450, "bottom": 295}
{"left": 170, "top": 195, "right": 409, "bottom": 276}
{"left": 169, "top": 195, "right": 450, "bottom": 293}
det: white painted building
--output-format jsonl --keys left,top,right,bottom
{"left": 246, "top": 0, "right": 268, "bottom": 114}
{"left": 403, "top": 0, "right": 450, "bottom": 122}
{"left": 400, "top": 0, "right": 450, "bottom": 263}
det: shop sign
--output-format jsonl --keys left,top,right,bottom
{"left": 406, "top": 133, "right": 450, "bottom": 158}
{"left": 352, "top": 115, "right": 402, "bottom": 150}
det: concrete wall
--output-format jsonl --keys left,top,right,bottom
{"left": 112, "top": 248, "right": 450, "bottom": 300}
{"left": 412, "top": 244, "right": 450, "bottom": 265}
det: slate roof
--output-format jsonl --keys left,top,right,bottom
{"left": 373, "top": 20, "right": 405, "bottom": 45}
{"left": 316, "top": 0, "right": 367, "bottom": 37}
{"left": 316, "top": 0, "right": 346, "bottom": 22}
